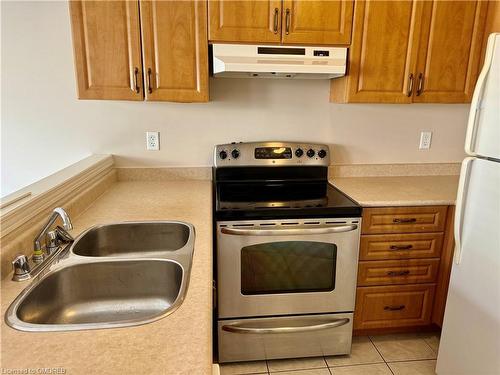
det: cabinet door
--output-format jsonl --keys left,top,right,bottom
{"left": 331, "top": 0, "right": 424, "bottom": 103}
{"left": 281, "top": 0, "right": 353, "bottom": 45}
{"left": 69, "top": 1, "right": 143, "bottom": 100}
{"left": 413, "top": 1, "right": 488, "bottom": 103}
{"left": 208, "top": 0, "right": 282, "bottom": 43}
{"left": 140, "top": 0, "right": 209, "bottom": 102}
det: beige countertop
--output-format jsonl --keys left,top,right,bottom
{"left": 1, "top": 180, "right": 213, "bottom": 375}
{"left": 331, "top": 175, "right": 460, "bottom": 207}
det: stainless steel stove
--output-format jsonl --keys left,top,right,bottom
{"left": 213, "top": 142, "right": 362, "bottom": 363}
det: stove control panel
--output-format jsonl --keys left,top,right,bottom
{"left": 214, "top": 142, "right": 330, "bottom": 167}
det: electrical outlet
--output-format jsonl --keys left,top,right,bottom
{"left": 146, "top": 131, "right": 160, "bottom": 151}
{"left": 419, "top": 131, "right": 432, "bottom": 150}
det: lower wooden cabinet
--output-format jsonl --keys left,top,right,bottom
{"left": 354, "top": 284, "right": 436, "bottom": 330}
{"left": 358, "top": 259, "right": 440, "bottom": 286}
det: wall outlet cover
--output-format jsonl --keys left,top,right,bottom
{"left": 146, "top": 131, "right": 160, "bottom": 151}
{"left": 419, "top": 131, "right": 432, "bottom": 150}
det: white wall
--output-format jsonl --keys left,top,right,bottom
{"left": 1, "top": 1, "right": 469, "bottom": 196}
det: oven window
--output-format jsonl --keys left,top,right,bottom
{"left": 241, "top": 241, "right": 337, "bottom": 295}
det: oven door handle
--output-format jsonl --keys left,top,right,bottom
{"left": 220, "top": 224, "right": 358, "bottom": 236}
{"left": 221, "top": 317, "right": 350, "bottom": 334}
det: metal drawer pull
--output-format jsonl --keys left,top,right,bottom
{"left": 416, "top": 73, "right": 424, "bottom": 96}
{"left": 393, "top": 218, "right": 417, "bottom": 224}
{"left": 384, "top": 305, "right": 406, "bottom": 311}
{"left": 131, "top": 67, "right": 140, "bottom": 93}
{"left": 220, "top": 224, "right": 358, "bottom": 236}
{"left": 406, "top": 73, "right": 414, "bottom": 97}
{"left": 285, "top": 8, "right": 291, "bottom": 35}
{"left": 389, "top": 245, "right": 413, "bottom": 250}
{"left": 273, "top": 8, "right": 279, "bottom": 34}
{"left": 146, "top": 68, "right": 153, "bottom": 94}
{"left": 387, "top": 270, "right": 410, "bottom": 277}
{"left": 222, "top": 318, "right": 350, "bottom": 334}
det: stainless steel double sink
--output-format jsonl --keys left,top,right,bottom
{"left": 5, "top": 221, "right": 195, "bottom": 332}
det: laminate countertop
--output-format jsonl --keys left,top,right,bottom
{"left": 1, "top": 180, "right": 213, "bottom": 375}
{"left": 330, "top": 175, "right": 460, "bottom": 207}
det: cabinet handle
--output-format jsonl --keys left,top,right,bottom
{"left": 285, "top": 8, "right": 290, "bottom": 35}
{"left": 387, "top": 270, "right": 410, "bottom": 277}
{"left": 146, "top": 68, "right": 153, "bottom": 94}
{"left": 273, "top": 8, "right": 279, "bottom": 34}
{"left": 416, "top": 73, "right": 424, "bottom": 96}
{"left": 389, "top": 245, "right": 413, "bottom": 250}
{"left": 132, "top": 67, "right": 140, "bottom": 93}
{"left": 384, "top": 305, "right": 406, "bottom": 311}
{"left": 406, "top": 73, "right": 414, "bottom": 97}
{"left": 393, "top": 218, "right": 417, "bottom": 224}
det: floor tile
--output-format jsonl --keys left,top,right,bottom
{"left": 330, "top": 363, "right": 392, "bottom": 375}
{"left": 388, "top": 360, "right": 437, "bottom": 375}
{"left": 326, "top": 337, "right": 384, "bottom": 367}
{"left": 270, "top": 369, "right": 331, "bottom": 375}
{"left": 267, "top": 357, "right": 327, "bottom": 372}
{"left": 220, "top": 360, "right": 268, "bottom": 375}
{"left": 419, "top": 332, "right": 440, "bottom": 353}
{"left": 370, "top": 333, "right": 437, "bottom": 362}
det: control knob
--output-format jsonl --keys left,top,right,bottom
{"left": 231, "top": 149, "right": 240, "bottom": 159}
{"left": 306, "top": 149, "right": 315, "bottom": 158}
{"left": 295, "top": 148, "right": 304, "bottom": 158}
{"left": 317, "top": 149, "right": 327, "bottom": 158}
{"left": 219, "top": 150, "right": 228, "bottom": 160}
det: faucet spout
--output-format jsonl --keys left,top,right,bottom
{"left": 34, "top": 207, "right": 73, "bottom": 253}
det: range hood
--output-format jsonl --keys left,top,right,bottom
{"left": 212, "top": 44, "right": 347, "bottom": 79}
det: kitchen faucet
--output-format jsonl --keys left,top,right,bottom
{"left": 12, "top": 207, "right": 74, "bottom": 281}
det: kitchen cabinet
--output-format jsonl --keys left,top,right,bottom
{"left": 354, "top": 205, "right": 454, "bottom": 333}
{"left": 331, "top": 0, "right": 488, "bottom": 104}
{"left": 69, "top": 1, "right": 143, "bottom": 100}
{"left": 208, "top": 0, "right": 353, "bottom": 45}
{"left": 70, "top": 0, "right": 208, "bottom": 102}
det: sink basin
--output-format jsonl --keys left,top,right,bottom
{"left": 71, "top": 222, "right": 190, "bottom": 257}
{"left": 6, "top": 221, "right": 195, "bottom": 332}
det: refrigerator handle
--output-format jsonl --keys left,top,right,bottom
{"left": 454, "top": 157, "right": 474, "bottom": 264}
{"left": 464, "top": 33, "right": 496, "bottom": 155}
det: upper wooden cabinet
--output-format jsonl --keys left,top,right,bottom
{"left": 331, "top": 0, "right": 488, "bottom": 104}
{"left": 208, "top": 0, "right": 282, "bottom": 43}
{"left": 208, "top": 0, "right": 354, "bottom": 45}
{"left": 69, "top": 1, "right": 143, "bottom": 100}
{"left": 70, "top": 0, "right": 208, "bottom": 102}
{"left": 281, "top": 0, "right": 353, "bottom": 45}
{"left": 140, "top": 1, "right": 208, "bottom": 102}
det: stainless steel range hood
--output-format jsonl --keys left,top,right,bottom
{"left": 212, "top": 44, "right": 347, "bottom": 79}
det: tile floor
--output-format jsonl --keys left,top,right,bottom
{"left": 219, "top": 332, "right": 440, "bottom": 375}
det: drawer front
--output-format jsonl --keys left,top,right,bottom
{"left": 358, "top": 259, "right": 440, "bottom": 286}
{"left": 362, "top": 206, "right": 448, "bottom": 234}
{"left": 354, "top": 284, "right": 435, "bottom": 330}
{"left": 360, "top": 233, "right": 444, "bottom": 260}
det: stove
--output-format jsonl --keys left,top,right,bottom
{"left": 214, "top": 142, "right": 362, "bottom": 363}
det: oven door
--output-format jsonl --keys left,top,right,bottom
{"left": 216, "top": 218, "right": 361, "bottom": 318}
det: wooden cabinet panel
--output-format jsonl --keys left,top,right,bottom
{"left": 354, "top": 284, "right": 436, "bottom": 330}
{"left": 281, "top": 0, "right": 353, "bottom": 45}
{"left": 414, "top": 0, "right": 488, "bottom": 103}
{"left": 360, "top": 233, "right": 444, "bottom": 261}
{"left": 69, "top": 1, "right": 143, "bottom": 100}
{"left": 140, "top": 0, "right": 209, "bottom": 102}
{"left": 358, "top": 259, "right": 440, "bottom": 286}
{"left": 330, "top": 0, "right": 423, "bottom": 103}
{"left": 362, "top": 206, "right": 448, "bottom": 234}
{"left": 208, "top": 0, "right": 282, "bottom": 43}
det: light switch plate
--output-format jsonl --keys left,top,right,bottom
{"left": 419, "top": 131, "right": 432, "bottom": 150}
{"left": 146, "top": 131, "right": 160, "bottom": 151}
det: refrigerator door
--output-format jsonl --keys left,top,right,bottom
{"left": 465, "top": 33, "right": 500, "bottom": 159}
{"left": 436, "top": 157, "right": 500, "bottom": 375}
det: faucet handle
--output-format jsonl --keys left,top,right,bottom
{"left": 12, "top": 254, "right": 30, "bottom": 279}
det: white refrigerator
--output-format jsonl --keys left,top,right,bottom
{"left": 436, "top": 33, "right": 500, "bottom": 375}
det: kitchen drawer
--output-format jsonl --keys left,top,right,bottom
{"left": 358, "top": 259, "right": 440, "bottom": 286}
{"left": 360, "top": 233, "right": 444, "bottom": 260}
{"left": 362, "top": 206, "right": 448, "bottom": 234}
{"left": 354, "top": 284, "right": 435, "bottom": 330}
